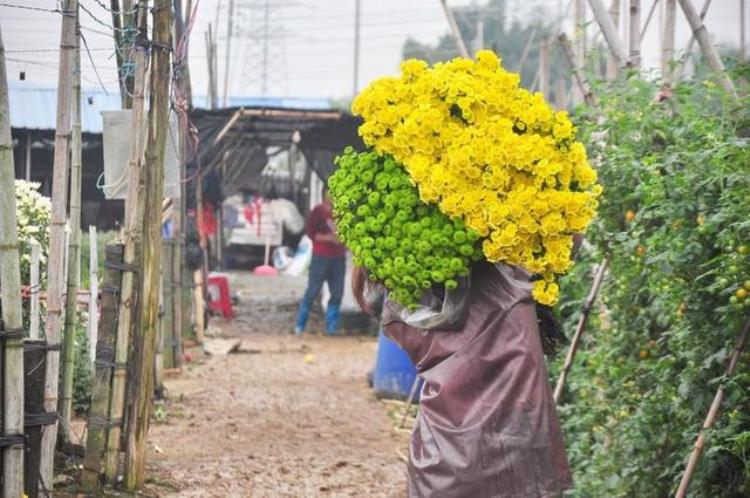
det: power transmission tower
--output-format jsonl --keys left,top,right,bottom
{"left": 232, "top": 0, "right": 290, "bottom": 95}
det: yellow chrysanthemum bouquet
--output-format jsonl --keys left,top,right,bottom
{"left": 332, "top": 50, "right": 600, "bottom": 306}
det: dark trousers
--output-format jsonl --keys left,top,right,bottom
{"left": 295, "top": 255, "right": 346, "bottom": 334}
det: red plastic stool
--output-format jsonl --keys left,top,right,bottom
{"left": 207, "top": 272, "right": 233, "bottom": 319}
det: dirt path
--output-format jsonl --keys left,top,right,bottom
{"left": 143, "top": 274, "right": 408, "bottom": 498}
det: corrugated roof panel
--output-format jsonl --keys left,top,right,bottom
{"left": 9, "top": 82, "right": 331, "bottom": 133}
{"left": 9, "top": 82, "right": 122, "bottom": 134}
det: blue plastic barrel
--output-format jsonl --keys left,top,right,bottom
{"left": 373, "top": 328, "right": 419, "bottom": 400}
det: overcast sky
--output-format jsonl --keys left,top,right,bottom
{"left": 1, "top": 0, "right": 747, "bottom": 104}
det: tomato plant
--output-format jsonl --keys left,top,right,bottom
{"left": 553, "top": 74, "right": 750, "bottom": 497}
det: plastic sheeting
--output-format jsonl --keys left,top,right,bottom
{"left": 383, "top": 262, "right": 572, "bottom": 497}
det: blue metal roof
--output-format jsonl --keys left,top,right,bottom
{"left": 9, "top": 82, "right": 123, "bottom": 134}
{"left": 9, "top": 82, "right": 331, "bottom": 134}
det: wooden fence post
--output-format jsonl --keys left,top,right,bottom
{"left": 88, "top": 227, "right": 98, "bottom": 367}
{"left": 81, "top": 243, "right": 124, "bottom": 491}
{"left": 0, "top": 23, "right": 25, "bottom": 498}
{"left": 60, "top": 9, "right": 83, "bottom": 441}
{"left": 40, "top": 0, "right": 77, "bottom": 487}
{"left": 439, "top": 0, "right": 470, "bottom": 58}
{"left": 106, "top": 0, "right": 149, "bottom": 482}
{"left": 124, "top": 0, "right": 171, "bottom": 488}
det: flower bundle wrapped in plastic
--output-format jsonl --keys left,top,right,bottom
{"left": 329, "top": 149, "right": 483, "bottom": 309}
{"left": 349, "top": 50, "right": 601, "bottom": 305}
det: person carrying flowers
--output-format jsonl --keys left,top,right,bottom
{"left": 330, "top": 51, "right": 601, "bottom": 497}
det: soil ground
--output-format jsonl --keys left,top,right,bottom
{"left": 65, "top": 272, "right": 410, "bottom": 497}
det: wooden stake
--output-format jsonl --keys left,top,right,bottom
{"left": 60, "top": 10, "right": 83, "bottom": 442}
{"left": 124, "top": 0, "right": 171, "bottom": 487}
{"left": 40, "top": 0, "right": 77, "bottom": 487}
{"left": 673, "top": 0, "right": 712, "bottom": 83}
{"left": 120, "top": 0, "right": 136, "bottom": 109}
{"left": 81, "top": 243, "right": 124, "bottom": 492}
{"left": 110, "top": 0, "right": 126, "bottom": 106}
{"left": 30, "top": 239, "right": 41, "bottom": 340}
{"left": 554, "top": 258, "right": 609, "bottom": 404}
{"left": 223, "top": 0, "right": 234, "bottom": 107}
{"left": 662, "top": 0, "right": 676, "bottom": 81}
{"left": 440, "top": 0, "right": 470, "bottom": 58}
{"left": 628, "top": 0, "right": 642, "bottom": 68}
{"left": 675, "top": 316, "right": 750, "bottom": 498}
{"left": 740, "top": 0, "right": 746, "bottom": 62}
{"left": 88, "top": 226, "right": 99, "bottom": 367}
{"left": 639, "top": 0, "right": 659, "bottom": 43}
{"left": 677, "top": 0, "right": 739, "bottom": 103}
{"left": 587, "top": 0, "right": 630, "bottom": 67}
{"left": 573, "top": 0, "right": 586, "bottom": 103}
{"left": 606, "top": 0, "right": 621, "bottom": 80}
{"left": 106, "top": 0, "right": 149, "bottom": 482}
{"left": 0, "top": 23, "right": 25, "bottom": 498}
{"left": 559, "top": 33, "right": 599, "bottom": 106}
{"left": 539, "top": 37, "right": 551, "bottom": 97}
{"left": 161, "top": 241, "right": 175, "bottom": 369}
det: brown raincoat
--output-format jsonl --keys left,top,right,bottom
{"left": 382, "top": 262, "right": 572, "bottom": 497}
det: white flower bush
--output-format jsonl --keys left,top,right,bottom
{"left": 15, "top": 180, "right": 51, "bottom": 284}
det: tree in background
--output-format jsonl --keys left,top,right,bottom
{"left": 401, "top": 0, "right": 572, "bottom": 104}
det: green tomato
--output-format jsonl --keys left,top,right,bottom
{"left": 445, "top": 279, "right": 459, "bottom": 290}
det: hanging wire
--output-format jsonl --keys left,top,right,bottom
{"left": 79, "top": 32, "right": 109, "bottom": 93}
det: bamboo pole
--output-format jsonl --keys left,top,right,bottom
{"left": 573, "top": 0, "right": 586, "bottom": 104}
{"left": 40, "top": 0, "right": 77, "bottom": 487}
{"left": 106, "top": 0, "right": 149, "bottom": 482}
{"left": 673, "top": 0, "right": 711, "bottom": 82}
{"left": 439, "top": 0, "right": 470, "bottom": 58}
{"left": 662, "top": 0, "right": 676, "bottom": 81}
{"left": 223, "top": 0, "right": 234, "bottom": 107}
{"left": 639, "top": 0, "right": 658, "bottom": 43}
{"left": 675, "top": 316, "right": 750, "bottom": 498}
{"left": 606, "top": 0, "right": 621, "bottom": 80}
{"left": 124, "top": 0, "right": 171, "bottom": 487}
{"left": 554, "top": 258, "right": 609, "bottom": 403}
{"left": 0, "top": 23, "right": 25, "bottom": 498}
{"left": 60, "top": 10, "right": 83, "bottom": 442}
{"left": 539, "top": 37, "right": 550, "bottom": 97}
{"left": 81, "top": 243, "right": 124, "bottom": 491}
{"left": 110, "top": 0, "right": 126, "bottom": 106}
{"left": 740, "top": 0, "right": 746, "bottom": 62}
{"left": 121, "top": 0, "right": 136, "bottom": 109}
{"left": 628, "top": 0, "right": 642, "bottom": 68}
{"left": 559, "top": 33, "right": 599, "bottom": 106}
{"left": 587, "top": 0, "right": 630, "bottom": 66}
{"left": 88, "top": 226, "right": 99, "bottom": 367}
{"left": 676, "top": 0, "right": 739, "bottom": 103}
{"left": 162, "top": 241, "right": 175, "bottom": 369}
{"left": 30, "top": 239, "right": 41, "bottom": 340}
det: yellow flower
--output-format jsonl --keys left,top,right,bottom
{"left": 352, "top": 50, "right": 601, "bottom": 305}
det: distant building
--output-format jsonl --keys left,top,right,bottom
{"left": 8, "top": 82, "right": 331, "bottom": 230}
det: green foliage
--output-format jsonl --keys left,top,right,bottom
{"left": 72, "top": 316, "right": 92, "bottom": 416}
{"left": 554, "top": 76, "right": 750, "bottom": 497}
{"left": 328, "top": 148, "right": 483, "bottom": 309}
